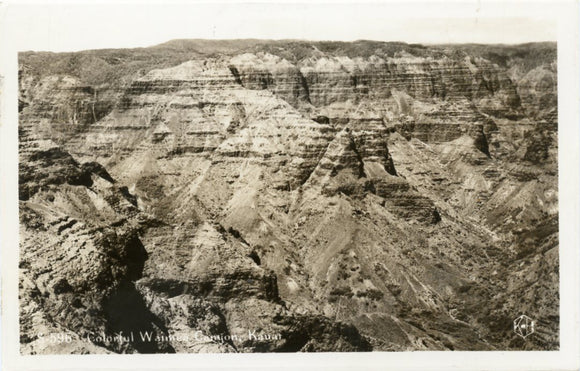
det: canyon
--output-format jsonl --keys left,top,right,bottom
{"left": 18, "top": 40, "right": 558, "bottom": 353}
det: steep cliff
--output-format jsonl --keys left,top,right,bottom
{"left": 19, "top": 40, "right": 558, "bottom": 353}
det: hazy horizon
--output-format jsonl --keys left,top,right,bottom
{"left": 17, "top": 38, "right": 558, "bottom": 55}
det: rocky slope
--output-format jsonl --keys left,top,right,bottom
{"left": 19, "top": 40, "right": 558, "bottom": 353}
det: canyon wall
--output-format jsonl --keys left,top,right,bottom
{"left": 18, "top": 40, "right": 558, "bottom": 353}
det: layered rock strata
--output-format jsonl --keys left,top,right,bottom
{"left": 19, "top": 40, "right": 558, "bottom": 353}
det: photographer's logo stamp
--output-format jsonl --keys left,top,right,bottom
{"left": 513, "top": 315, "right": 535, "bottom": 339}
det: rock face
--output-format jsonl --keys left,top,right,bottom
{"left": 19, "top": 40, "right": 558, "bottom": 353}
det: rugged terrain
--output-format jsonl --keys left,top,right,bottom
{"left": 18, "top": 40, "right": 558, "bottom": 353}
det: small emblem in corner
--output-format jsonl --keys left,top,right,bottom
{"left": 513, "top": 314, "right": 535, "bottom": 339}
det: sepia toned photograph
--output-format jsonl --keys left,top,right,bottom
{"left": 17, "top": 40, "right": 560, "bottom": 354}
{"left": 1, "top": 1, "right": 579, "bottom": 370}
